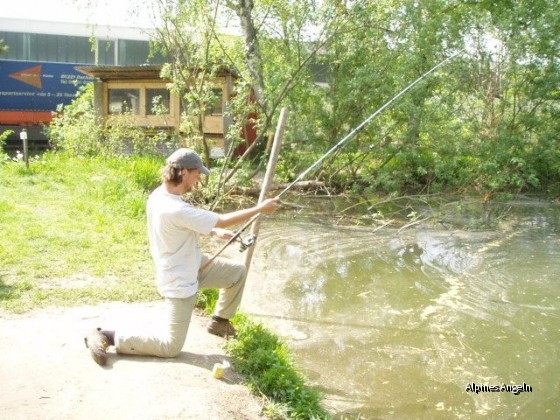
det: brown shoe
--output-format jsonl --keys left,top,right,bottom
{"left": 84, "top": 328, "right": 110, "bottom": 366}
{"left": 207, "top": 317, "right": 237, "bottom": 338}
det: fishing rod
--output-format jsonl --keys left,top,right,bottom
{"left": 200, "top": 52, "right": 461, "bottom": 269}
{"left": 277, "top": 51, "right": 462, "bottom": 198}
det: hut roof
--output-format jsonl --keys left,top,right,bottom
{"left": 77, "top": 64, "right": 238, "bottom": 81}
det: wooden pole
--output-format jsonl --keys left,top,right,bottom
{"left": 20, "top": 128, "right": 29, "bottom": 169}
{"left": 243, "top": 107, "right": 289, "bottom": 270}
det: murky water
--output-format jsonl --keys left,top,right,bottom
{"left": 242, "top": 199, "right": 560, "bottom": 419}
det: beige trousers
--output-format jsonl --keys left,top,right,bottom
{"left": 115, "top": 255, "right": 247, "bottom": 358}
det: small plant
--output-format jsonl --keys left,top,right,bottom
{"left": 196, "top": 289, "right": 219, "bottom": 314}
{"left": 0, "top": 129, "right": 12, "bottom": 163}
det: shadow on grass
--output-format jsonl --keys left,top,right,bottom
{"left": 0, "top": 276, "right": 16, "bottom": 301}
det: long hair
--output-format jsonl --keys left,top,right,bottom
{"left": 161, "top": 164, "right": 184, "bottom": 186}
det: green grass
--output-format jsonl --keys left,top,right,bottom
{"left": 228, "top": 315, "right": 330, "bottom": 419}
{"left": 0, "top": 152, "right": 164, "bottom": 313}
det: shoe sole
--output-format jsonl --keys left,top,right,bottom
{"left": 84, "top": 329, "right": 109, "bottom": 366}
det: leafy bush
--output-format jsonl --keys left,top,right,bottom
{"left": 49, "top": 84, "right": 104, "bottom": 156}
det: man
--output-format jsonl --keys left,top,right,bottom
{"left": 85, "top": 148, "right": 280, "bottom": 366}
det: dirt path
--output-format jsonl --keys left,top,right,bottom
{"left": 0, "top": 302, "right": 265, "bottom": 420}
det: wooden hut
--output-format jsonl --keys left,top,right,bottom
{"left": 77, "top": 64, "right": 241, "bottom": 157}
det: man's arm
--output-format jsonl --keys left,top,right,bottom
{"left": 215, "top": 197, "right": 280, "bottom": 229}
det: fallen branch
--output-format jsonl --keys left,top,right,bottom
{"left": 398, "top": 216, "right": 432, "bottom": 233}
{"left": 230, "top": 180, "right": 326, "bottom": 197}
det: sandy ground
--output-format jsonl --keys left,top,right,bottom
{"left": 0, "top": 301, "right": 266, "bottom": 420}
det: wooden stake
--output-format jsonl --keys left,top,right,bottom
{"left": 243, "top": 107, "right": 289, "bottom": 270}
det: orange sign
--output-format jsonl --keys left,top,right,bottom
{"left": 9, "top": 65, "right": 43, "bottom": 89}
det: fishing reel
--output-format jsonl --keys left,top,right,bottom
{"left": 237, "top": 233, "right": 256, "bottom": 252}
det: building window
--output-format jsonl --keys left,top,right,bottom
{"left": 108, "top": 88, "right": 140, "bottom": 114}
{"left": 97, "top": 40, "right": 116, "bottom": 65}
{"left": 205, "top": 88, "right": 223, "bottom": 116}
{"left": 146, "top": 88, "right": 170, "bottom": 115}
{"left": 118, "top": 39, "right": 150, "bottom": 65}
{"left": 0, "top": 31, "right": 161, "bottom": 65}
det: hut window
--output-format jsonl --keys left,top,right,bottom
{"left": 108, "top": 88, "right": 140, "bottom": 114}
{"left": 205, "top": 88, "right": 223, "bottom": 116}
{"left": 146, "top": 89, "right": 170, "bottom": 115}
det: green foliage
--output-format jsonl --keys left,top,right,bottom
{"left": 275, "top": 149, "right": 320, "bottom": 184}
{"left": 228, "top": 316, "right": 330, "bottom": 419}
{"left": 0, "top": 37, "right": 8, "bottom": 55}
{"left": 257, "top": 0, "right": 558, "bottom": 197}
{"left": 103, "top": 115, "right": 161, "bottom": 156}
{"left": 125, "top": 156, "right": 165, "bottom": 192}
{"left": 48, "top": 84, "right": 104, "bottom": 156}
{"left": 0, "top": 129, "right": 12, "bottom": 162}
{"left": 196, "top": 289, "right": 219, "bottom": 314}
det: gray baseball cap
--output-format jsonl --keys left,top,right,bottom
{"left": 166, "top": 148, "right": 210, "bottom": 175}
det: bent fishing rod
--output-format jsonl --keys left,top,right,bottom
{"left": 277, "top": 51, "right": 461, "bottom": 198}
{"left": 200, "top": 51, "right": 461, "bottom": 270}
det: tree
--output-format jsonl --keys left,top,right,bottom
{"left": 438, "top": 0, "right": 560, "bottom": 192}
{"left": 310, "top": 0, "right": 559, "bottom": 194}
{"left": 223, "top": 0, "right": 355, "bottom": 178}
{"left": 144, "top": 0, "right": 357, "bottom": 202}
{"left": 301, "top": 0, "right": 468, "bottom": 192}
{"left": 0, "top": 38, "right": 8, "bottom": 55}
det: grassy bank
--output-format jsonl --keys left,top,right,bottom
{"left": 0, "top": 152, "right": 329, "bottom": 419}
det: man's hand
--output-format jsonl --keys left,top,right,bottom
{"left": 211, "top": 228, "right": 235, "bottom": 240}
{"left": 215, "top": 197, "right": 281, "bottom": 229}
{"left": 258, "top": 197, "right": 281, "bottom": 214}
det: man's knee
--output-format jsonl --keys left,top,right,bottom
{"left": 227, "top": 262, "right": 247, "bottom": 288}
{"left": 236, "top": 263, "right": 248, "bottom": 281}
{"left": 159, "top": 338, "right": 184, "bottom": 358}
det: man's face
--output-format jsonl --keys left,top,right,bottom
{"left": 182, "top": 168, "right": 202, "bottom": 192}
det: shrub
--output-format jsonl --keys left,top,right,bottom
{"left": 49, "top": 84, "right": 104, "bottom": 155}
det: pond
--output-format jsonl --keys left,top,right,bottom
{"left": 242, "top": 197, "right": 560, "bottom": 419}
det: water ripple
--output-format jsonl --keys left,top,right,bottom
{"left": 247, "top": 212, "right": 560, "bottom": 418}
